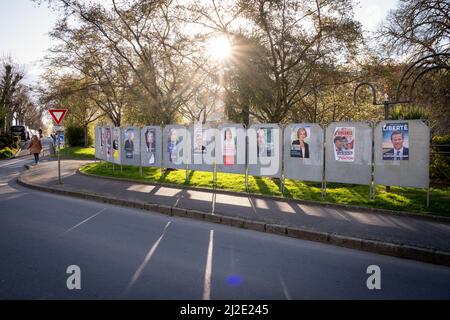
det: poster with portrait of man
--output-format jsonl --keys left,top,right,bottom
{"left": 167, "top": 128, "right": 181, "bottom": 163}
{"left": 290, "top": 126, "right": 311, "bottom": 158}
{"left": 121, "top": 127, "right": 140, "bottom": 166}
{"left": 248, "top": 124, "right": 281, "bottom": 178}
{"left": 163, "top": 125, "right": 188, "bottom": 169}
{"left": 382, "top": 123, "right": 409, "bottom": 160}
{"left": 256, "top": 127, "right": 274, "bottom": 158}
{"left": 190, "top": 124, "right": 215, "bottom": 172}
{"left": 193, "top": 127, "right": 207, "bottom": 154}
{"left": 123, "top": 128, "right": 135, "bottom": 159}
{"left": 333, "top": 127, "right": 355, "bottom": 162}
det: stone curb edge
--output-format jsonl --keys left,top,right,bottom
{"left": 17, "top": 173, "right": 450, "bottom": 267}
{"left": 77, "top": 166, "right": 450, "bottom": 224}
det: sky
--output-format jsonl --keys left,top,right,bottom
{"left": 0, "top": 0, "right": 399, "bottom": 86}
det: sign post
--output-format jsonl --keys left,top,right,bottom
{"left": 49, "top": 109, "right": 68, "bottom": 185}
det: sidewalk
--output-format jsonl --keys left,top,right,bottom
{"left": 18, "top": 159, "right": 450, "bottom": 265}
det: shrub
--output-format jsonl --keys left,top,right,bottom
{"left": 65, "top": 125, "right": 92, "bottom": 147}
{"left": 389, "top": 105, "right": 429, "bottom": 120}
{"left": 431, "top": 134, "right": 450, "bottom": 185}
{"left": 0, "top": 147, "right": 14, "bottom": 159}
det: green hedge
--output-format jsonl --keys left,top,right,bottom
{"left": 65, "top": 125, "right": 93, "bottom": 147}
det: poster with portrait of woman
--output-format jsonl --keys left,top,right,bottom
{"left": 140, "top": 126, "right": 162, "bottom": 167}
{"left": 222, "top": 127, "right": 237, "bottom": 166}
{"left": 216, "top": 124, "right": 246, "bottom": 174}
{"left": 283, "top": 123, "right": 324, "bottom": 182}
{"left": 290, "top": 126, "right": 311, "bottom": 158}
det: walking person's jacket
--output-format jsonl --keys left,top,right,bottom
{"left": 28, "top": 138, "right": 43, "bottom": 154}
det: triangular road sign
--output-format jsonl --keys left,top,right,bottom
{"left": 49, "top": 109, "right": 68, "bottom": 125}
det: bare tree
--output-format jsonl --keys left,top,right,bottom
{"left": 378, "top": 0, "right": 450, "bottom": 58}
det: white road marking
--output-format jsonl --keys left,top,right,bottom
{"left": 63, "top": 208, "right": 107, "bottom": 234}
{"left": 124, "top": 221, "right": 172, "bottom": 295}
{"left": 202, "top": 229, "right": 214, "bottom": 300}
{"left": 279, "top": 274, "right": 292, "bottom": 300}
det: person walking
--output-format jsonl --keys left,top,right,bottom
{"left": 28, "top": 135, "right": 43, "bottom": 164}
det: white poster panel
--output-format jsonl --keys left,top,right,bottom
{"left": 121, "top": 127, "right": 140, "bottom": 166}
{"left": 216, "top": 124, "right": 247, "bottom": 174}
{"left": 247, "top": 124, "right": 282, "bottom": 178}
{"left": 94, "top": 127, "right": 102, "bottom": 160}
{"left": 189, "top": 124, "right": 216, "bottom": 172}
{"left": 141, "top": 126, "right": 162, "bottom": 167}
{"left": 374, "top": 120, "right": 429, "bottom": 188}
{"left": 163, "top": 125, "right": 189, "bottom": 169}
{"left": 325, "top": 122, "right": 372, "bottom": 185}
{"left": 283, "top": 123, "right": 324, "bottom": 182}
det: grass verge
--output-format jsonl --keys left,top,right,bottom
{"left": 80, "top": 161, "right": 450, "bottom": 217}
{"left": 53, "top": 147, "right": 95, "bottom": 160}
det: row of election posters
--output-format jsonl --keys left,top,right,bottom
{"left": 95, "top": 120, "right": 429, "bottom": 188}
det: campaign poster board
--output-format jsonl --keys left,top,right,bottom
{"left": 141, "top": 126, "right": 162, "bottom": 167}
{"left": 120, "top": 127, "right": 140, "bottom": 166}
{"left": 163, "top": 125, "right": 189, "bottom": 170}
{"left": 247, "top": 124, "right": 282, "bottom": 178}
{"left": 325, "top": 122, "right": 372, "bottom": 185}
{"left": 189, "top": 124, "right": 216, "bottom": 172}
{"left": 374, "top": 120, "right": 429, "bottom": 188}
{"left": 105, "top": 126, "right": 113, "bottom": 163}
{"left": 216, "top": 124, "right": 247, "bottom": 174}
{"left": 112, "top": 127, "right": 121, "bottom": 165}
{"left": 94, "top": 127, "right": 103, "bottom": 160}
{"left": 283, "top": 123, "right": 324, "bottom": 182}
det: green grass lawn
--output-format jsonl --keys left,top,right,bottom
{"left": 80, "top": 161, "right": 450, "bottom": 217}
{"left": 54, "top": 147, "right": 95, "bottom": 160}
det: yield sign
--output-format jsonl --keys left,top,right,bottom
{"left": 49, "top": 109, "right": 68, "bottom": 125}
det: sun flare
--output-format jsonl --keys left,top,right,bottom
{"left": 207, "top": 35, "right": 232, "bottom": 61}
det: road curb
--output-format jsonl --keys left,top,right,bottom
{"left": 17, "top": 171, "right": 450, "bottom": 267}
{"left": 77, "top": 167, "right": 450, "bottom": 224}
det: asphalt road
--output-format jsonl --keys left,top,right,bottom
{"left": 1, "top": 141, "right": 450, "bottom": 299}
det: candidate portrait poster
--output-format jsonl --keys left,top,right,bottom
{"left": 256, "top": 127, "right": 274, "bottom": 158}
{"left": 222, "top": 127, "right": 237, "bottom": 165}
{"left": 106, "top": 127, "right": 112, "bottom": 161}
{"left": 167, "top": 128, "right": 183, "bottom": 164}
{"left": 143, "top": 128, "right": 156, "bottom": 164}
{"left": 382, "top": 122, "right": 409, "bottom": 160}
{"left": 290, "top": 126, "right": 311, "bottom": 158}
{"left": 333, "top": 127, "right": 355, "bottom": 162}
{"left": 113, "top": 127, "right": 120, "bottom": 162}
{"left": 193, "top": 127, "right": 206, "bottom": 155}
{"left": 123, "top": 128, "right": 135, "bottom": 159}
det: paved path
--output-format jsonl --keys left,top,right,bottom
{"left": 19, "top": 159, "right": 450, "bottom": 253}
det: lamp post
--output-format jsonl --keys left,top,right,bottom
{"left": 354, "top": 53, "right": 450, "bottom": 199}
